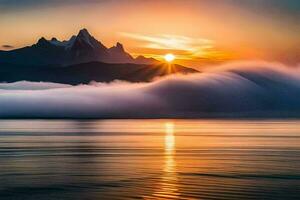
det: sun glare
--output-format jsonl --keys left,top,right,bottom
{"left": 164, "top": 53, "right": 175, "bottom": 62}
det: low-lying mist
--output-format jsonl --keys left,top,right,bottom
{"left": 1, "top": 61, "right": 300, "bottom": 118}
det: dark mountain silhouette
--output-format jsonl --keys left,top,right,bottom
{"left": 135, "top": 55, "right": 160, "bottom": 64}
{"left": 0, "top": 28, "right": 157, "bottom": 66}
{"left": 0, "top": 61, "right": 198, "bottom": 85}
{"left": 0, "top": 28, "right": 198, "bottom": 84}
{"left": 108, "top": 42, "right": 134, "bottom": 63}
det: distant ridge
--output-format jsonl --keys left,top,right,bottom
{"left": 0, "top": 28, "right": 159, "bottom": 66}
{"left": 0, "top": 61, "right": 198, "bottom": 85}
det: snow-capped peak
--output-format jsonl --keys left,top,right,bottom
{"left": 49, "top": 37, "right": 63, "bottom": 46}
{"left": 48, "top": 36, "right": 76, "bottom": 48}
{"left": 76, "top": 28, "right": 94, "bottom": 48}
{"left": 78, "top": 28, "right": 90, "bottom": 37}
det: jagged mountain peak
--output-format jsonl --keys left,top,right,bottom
{"left": 110, "top": 42, "right": 125, "bottom": 52}
{"left": 49, "top": 37, "right": 64, "bottom": 46}
{"left": 75, "top": 29, "right": 93, "bottom": 46}
{"left": 1, "top": 28, "right": 160, "bottom": 66}
{"left": 71, "top": 28, "right": 107, "bottom": 51}
{"left": 37, "top": 37, "right": 47, "bottom": 43}
{"left": 77, "top": 28, "right": 95, "bottom": 42}
{"left": 51, "top": 37, "right": 58, "bottom": 42}
{"left": 115, "top": 42, "right": 124, "bottom": 49}
{"left": 35, "top": 37, "right": 51, "bottom": 47}
{"left": 78, "top": 28, "right": 90, "bottom": 36}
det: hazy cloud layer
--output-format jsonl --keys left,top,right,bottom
{"left": 121, "top": 32, "right": 213, "bottom": 51}
{"left": 0, "top": 81, "right": 71, "bottom": 90}
{"left": 1, "top": 62, "right": 300, "bottom": 118}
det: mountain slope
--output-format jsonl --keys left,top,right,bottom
{"left": 0, "top": 61, "right": 198, "bottom": 85}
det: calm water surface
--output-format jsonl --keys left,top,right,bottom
{"left": 0, "top": 119, "right": 300, "bottom": 199}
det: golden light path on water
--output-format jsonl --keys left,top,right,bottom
{"left": 145, "top": 122, "right": 182, "bottom": 199}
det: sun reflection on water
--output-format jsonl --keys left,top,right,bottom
{"left": 165, "top": 122, "right": 175, "bottom": 157}
{"left": 146, "top": 122, "right": 180, "bottom": 199}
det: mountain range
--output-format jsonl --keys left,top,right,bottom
{"left": 0, "top": 29, "right": 198, "bottom": 84}
{"left": 0, "top": 28, "right": 158, "bottom": 66}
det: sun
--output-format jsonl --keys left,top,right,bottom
{"left": 164, "top": 53, "right": 175, "bottom": 62}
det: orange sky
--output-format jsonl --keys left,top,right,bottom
{"left": 0, "top": 0, "right": 299, "bottom": 67}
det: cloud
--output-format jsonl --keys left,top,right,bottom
{"left": 120, "top": 32, "right": 234, "bottom": 63}
{"left": 1, "top": 61, "right": 300, "bottom": 118}
{"left": 2, "top": 44, "right": 14, "bottom": 49}
{"left": 0, "top": 81, "right": 71, "bottom": 90}
{"left": 121, "top": 32, "right": 219, "bottom": 61}
{"left": 121, "top": 32, "right": 213, "bottom": 51}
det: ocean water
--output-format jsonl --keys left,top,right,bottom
{"left": 0, "top": 119, "right": 300, "bottom": 200}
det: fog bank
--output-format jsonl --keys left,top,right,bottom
{"left": 1, "top": 62, "right": 300, "bottom": 118}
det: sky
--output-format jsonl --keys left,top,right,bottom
{"left": 0, "top": 0, "right": 300, "bottom": 67}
